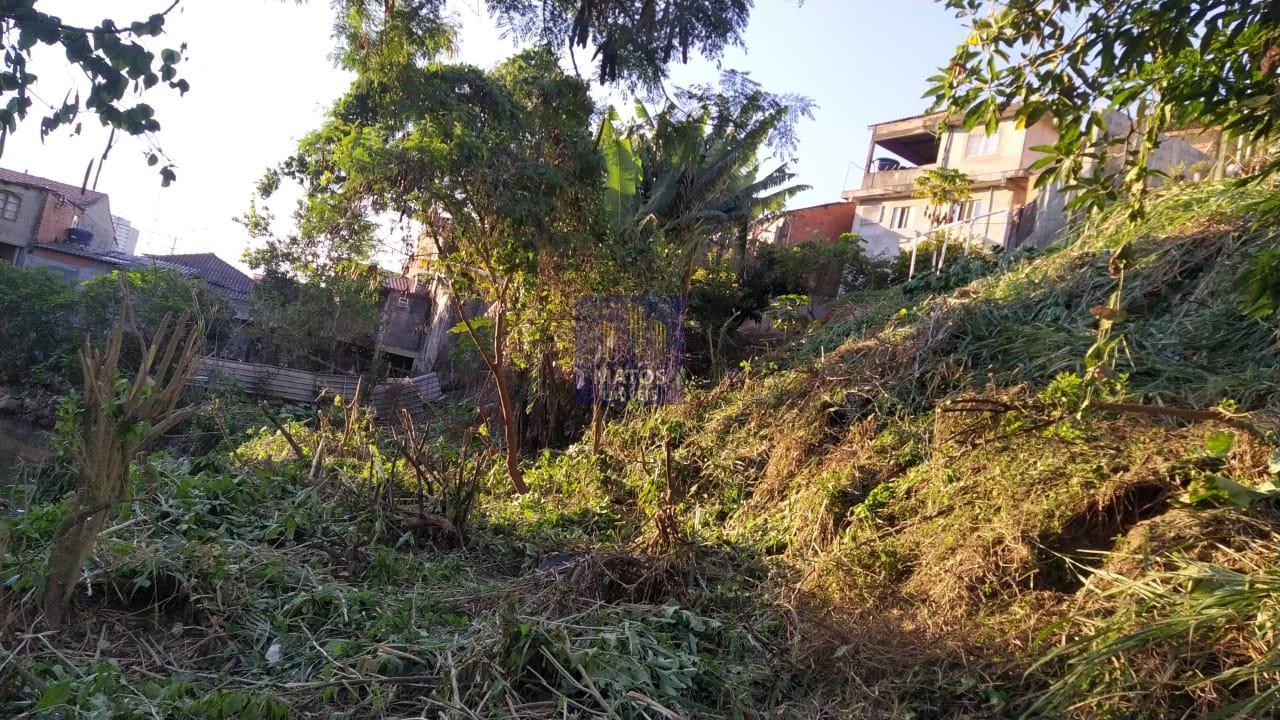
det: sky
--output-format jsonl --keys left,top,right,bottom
{"left": 2, "top": 0, "right": 969, "bottom": 271}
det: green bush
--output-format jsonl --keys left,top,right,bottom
{"left": 0, "top": 264, "right": 229, "bottom": 386}
{"left": 0, "top": 263, "right": 79, "bottom": 382}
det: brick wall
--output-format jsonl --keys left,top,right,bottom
{"left": 773, "top": 202, "right": 859, "bottom": 298}
{"left": 33, "top": 193, "right": 80, "bottom": 245}
{"left": 776, "top": 202, "right": 858, "bottom": 247}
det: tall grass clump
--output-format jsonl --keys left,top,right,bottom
{"left": 1029, "top": 532, "right": 1280, "bottom": 718}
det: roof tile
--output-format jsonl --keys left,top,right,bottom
{"left": 0, "top": 167, "right": 108, "bottom": 208}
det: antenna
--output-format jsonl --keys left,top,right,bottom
{"left": 842, "top": 160, "right": 865, "bottom": 193}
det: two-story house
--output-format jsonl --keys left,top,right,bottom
{"left": 843, "top": 111, "right": 1216, "bottom": 261}
{"left": 842, "top": 110, "right": 1066, "bottom": 260}
{"left": 0, "top": 168, "right": 118, "bottom": 268}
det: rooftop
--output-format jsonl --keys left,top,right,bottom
{"left": 37, "top": 242, "right": 196, "bottom": 276}
{"left": 147, "top": 252, "right": 255, "bottom": 298}
{"left": 0, "top": 167, "right": 109, "bottom": 209}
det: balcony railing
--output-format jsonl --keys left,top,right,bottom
{"left": 861, "top": 164, "right": 932, "bottom": 192}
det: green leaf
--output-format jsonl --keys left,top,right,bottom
{"left": 35, "top": 680, "right": 73, "bottom": 710}
{"left": 598, "top": 107, "right": 640, "bottom": 236}
{"left": 448, "top": 316, "right": 493, "bottom": 334}
{"left": 1205, "top": 430, "right": 1235, "bottom": 458}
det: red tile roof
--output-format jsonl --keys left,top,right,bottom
{"left": 0, "top": 167, "right": 108, "bottom": 208}
{"left": 382, "top": 273, "right": 410, "bottom": 292}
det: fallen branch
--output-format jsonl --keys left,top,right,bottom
{"left": 1094, "top": 401, "right": 1268, "bottom": 438}
{"left": 260, "top": 402, "right": 307, "bottom": 460}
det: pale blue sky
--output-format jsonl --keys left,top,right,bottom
{"left": 2, "top": 0, "right": 968, "bottom": 269}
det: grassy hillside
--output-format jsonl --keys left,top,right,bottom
{"left": 2, "top": 181, "right": 1278, "bottom": 718}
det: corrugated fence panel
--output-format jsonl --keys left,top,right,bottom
{"left": 193, "top": 357, "right": 440, "bottom": 420}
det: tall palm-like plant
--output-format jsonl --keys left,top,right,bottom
{"left": 912, "top": 166, "right": 974, "bottom": 275}
{"left": 599, "top": 91, "right": 809, "bottom": 294}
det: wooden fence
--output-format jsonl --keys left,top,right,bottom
{"left": 193, "top": 357, "right": 442, "bottom": 419}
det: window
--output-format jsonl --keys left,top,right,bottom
{"left": 0, "top": 191, "right": 21, "bottom": 221}
{"left": 867, "top": 205, "right": 884, "bottom": 223}
{"left": 965, "top": 130, "right": 999, "bottom": 157}
{"left": 954, "top": 199, "right": 983, "bottom": 222}
{"left": 396, "top": 295, "right": 410, "bottom": 309}
{"left": 889, "top": 206, "right": 912, "bottom": 230}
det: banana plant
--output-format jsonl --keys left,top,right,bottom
{"left": 597, "top": 91, "right": 809, "bottom": 294}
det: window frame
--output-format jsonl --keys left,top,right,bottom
{"left": 964, "top": 130, "right": 999, "bottom": 158}
{"left": 0, "top": 191, "right": 21, "bottom": 222}
{"left": 889, "top": 206, "right": 912, "bottom": 230}
{"left": 954, "top": 199, "right": 984, "bottom": 222}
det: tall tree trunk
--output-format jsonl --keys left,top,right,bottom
{"left": 492, "top": 363, "right": 528, "bottom": 493}
{"left": 449, "top": 293, "right": 528, "bottom": 494}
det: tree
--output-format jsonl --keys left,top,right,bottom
{"left": 275, "top": 48, "right": 603, "bottom": 493}
{"left": 598, "top": 80, "right": 811, "bottom": 295}
{"left": 0, "top": 1, "right": 189, "bottom": 184}
{"left": 912, "top": 166, "right": 973, "bottom": 275}
{"left": 43, "top": 307, "right": 202, "bottom": 628}
{"left": 486, "top": 0, "right": 753, "bottom": 90}
{"left": 329, "top": 0, "right": 759, "bottom": 91}
{"left": 929, "top": 0, "right": 1280, "bottom": 213}
{"left": 240, "top": 201, "right": 385, "bottom": 372}
{"left": 913, "top": 167, "right": 973, "bottom": 227}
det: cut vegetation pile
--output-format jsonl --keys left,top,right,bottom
{"left": 2, "top": 180, "right": 1279, "bottom": 718}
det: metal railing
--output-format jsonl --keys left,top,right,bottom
{"left": 907, "top": 209, "right": 1010, "bottom": 279}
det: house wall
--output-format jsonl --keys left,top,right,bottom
{"left": 377, "top": 290, "right": 433, "bottom": 363}
{"left": 853, "top": 196, "right": 932, "bottom": 259}
{"left": 775, "top": 203, "right": 858, "bottom": 247}
{"left": 33, "top": 193, "right": 82, "bottom": 245}
{"left": 77, "top": 199, "right": 116, "bottom": 251}
{"left": 0, "top": 183, "right": 45, "bottom": 253}
{"left": 935, "top": 117, "right": 1056, "bottom": 176}
{"left": 24, "top": 247, "right": 114, "bottom": 283}
{"left": 1018, "top": 119, "right": 1059, "bottom": 170}
{"left": 854, "top": 186, "right": 1024, "bottom": 260}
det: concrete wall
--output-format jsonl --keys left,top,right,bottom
{"left": 853, "top": 196, "right": 932, "bottom": 259}
{"left": 854, "top": 187, "right": 1023, "bottom": 260}
{"left": 0, "top": 182, "right": 44, "bottom": 253}
{"left": 77, "top": 199, "right": 115, "bottom": 252}
{"left": 1018, "top": 119, "right": 1059, "bottom": 170}
{"left": 936, "top": 117, "right": 1056, "bottom": 176}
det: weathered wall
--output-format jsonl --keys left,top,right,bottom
{"left": 77, "top": 199, "right": 116, "bottom": 251}
{"left": 0, "top": 183, "right": 44, "bottom": 252}
{"left": 855, "top": 187, "right": 1024, "bottom": 260}
{"left": 774, "top": 202, "right": 858, "bottom": 247}
{"left": 854, "top": 197, "right": 931, "bottom": 259}
{"left": 33, "top": 193, "right": 82, "bottom": 245}
{"left": 378, "top": 290, "right": 433, "bottom": 361}
{"left": 24, "top": 247, "right": 112, "bottom": 283}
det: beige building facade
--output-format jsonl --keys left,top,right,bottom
{"left": 843, "top": 110, "right": 1215, "bottom": 261}
{"left": 842, "top": 111, "right": 1063, "bottom": 260}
